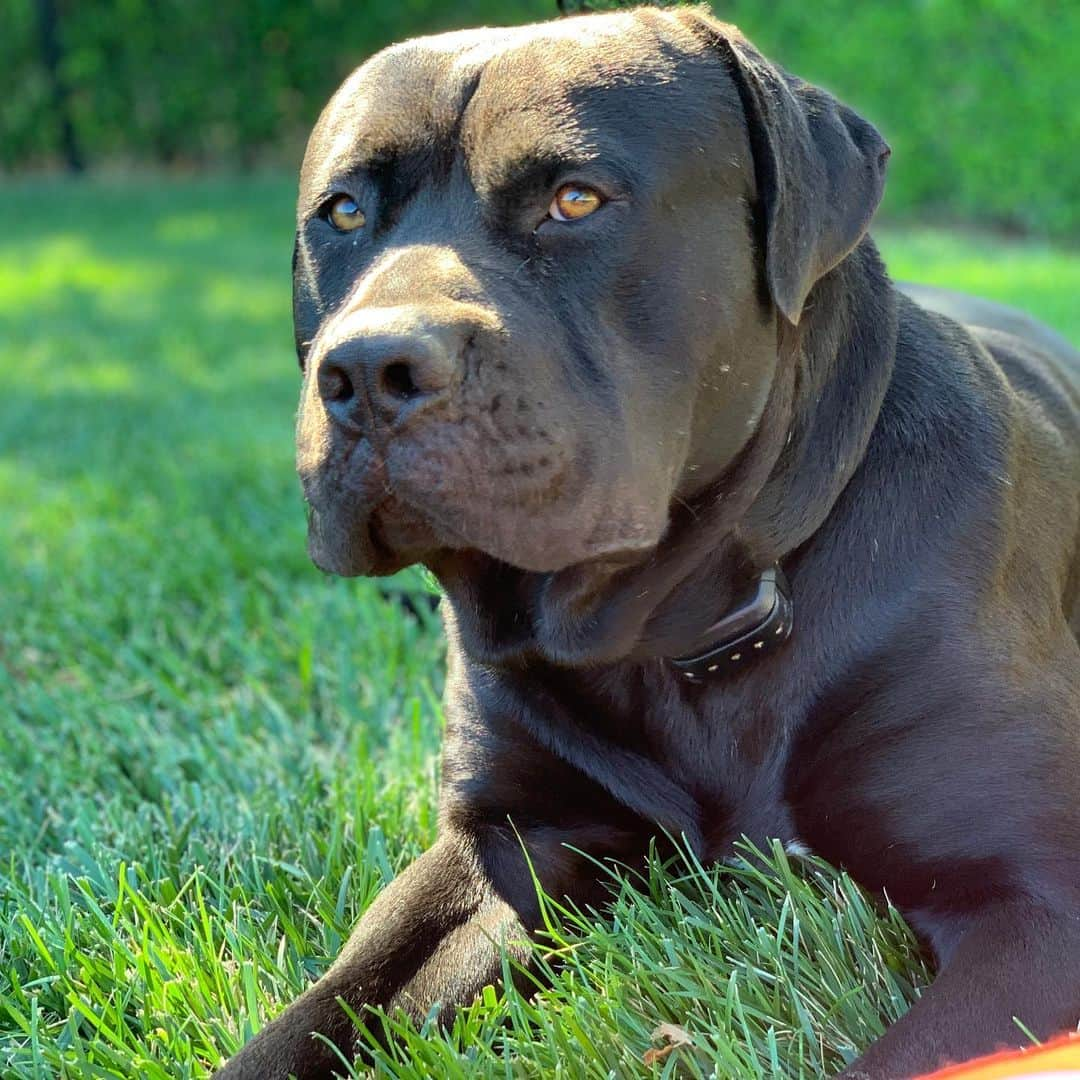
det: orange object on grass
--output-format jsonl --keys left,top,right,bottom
{"left": 916, "top": 1033, "right": 1080, "bottom": 1078}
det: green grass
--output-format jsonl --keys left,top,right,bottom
{"left": 0, "top": 177, "right": 1076, "bottom": 1080}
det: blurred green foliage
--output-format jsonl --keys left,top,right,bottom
{"left": 3, "top": 0, "right": 1077, "bottom": 237}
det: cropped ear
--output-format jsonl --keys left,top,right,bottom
{"left": 677, "top": 10, "right": 891, "bottom": 325}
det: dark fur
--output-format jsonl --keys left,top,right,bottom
{"left": 219, "top": 8, "right": 1080, "bottom": 1078}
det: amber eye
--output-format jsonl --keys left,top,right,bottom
{"left": 325, "top": 194, "right": 366, "bottom": 232}
{"left": 548, "top": 183, "right": 603, "bottom": 222}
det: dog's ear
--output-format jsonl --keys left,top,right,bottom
{"left": 677, "top": 10, "right": 891, "bottom": 325}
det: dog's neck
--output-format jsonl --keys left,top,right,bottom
{"left": 433, "top": 237, "right": 899, "bottom": 670}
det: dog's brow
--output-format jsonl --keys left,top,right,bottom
{"left": 493, "top": 152, "right": 594, "bottom": 191}
{"left": 308, "top": 144, "right": 437, "bottom": 215}
{"left": 481, "top": 150, "right": 635, "bottom": 204}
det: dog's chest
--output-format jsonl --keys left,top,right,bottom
{"left": 455, "top": 657, "right": 809, "bottom": 864}
{"left": 631, "top": 668, "right": 804, "bottom": 862}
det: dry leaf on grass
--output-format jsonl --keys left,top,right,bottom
{"left": 643, "top": 1022, "right": 694, "bottom": 1066}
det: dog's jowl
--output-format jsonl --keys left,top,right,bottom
{"left": 219, "top": 8, "right": 1080, "bottom": 1078}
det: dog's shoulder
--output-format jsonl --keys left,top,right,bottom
{"left": 898, "top": 282, "right": 1080, "bottom": 441}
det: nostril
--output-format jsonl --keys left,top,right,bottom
{"left": 381, "top": 360, "right": 419, "bottom": 400}
{"left": 320, "top": 364, "right": 354, "bottom": 403}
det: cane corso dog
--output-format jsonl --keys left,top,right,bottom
{"left": 219, "top": 6, "right": 1080, "bottom": 1077}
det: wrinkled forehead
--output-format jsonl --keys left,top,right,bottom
{"left": 300, "top": 11, "right": 744, "bottom": 198}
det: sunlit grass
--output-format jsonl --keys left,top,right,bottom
{"left": 877, "top": 224, "right": 1080, "bottom": 336}
{"left": 0, "top": 177, "right": 1074, "bottom": 1078}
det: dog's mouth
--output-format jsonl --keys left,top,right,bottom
{"left": 305, "top": 484, "right": 446, "bottom": 578}
{"left": 303, "top": 440, "right": 665, "bottom": 580}
{"left": 364, "top": 512, "right": 399, "bottom": 571}
{"left": 308, "top": 487, "right": 660, "bottom": 580}
{"left": 363, "top": 496, "right": 460, "bottom": 575}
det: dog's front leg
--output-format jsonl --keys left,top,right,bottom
{"left": 215, "top": 828, "right": 543, "bottom": 1080}
{"left": 840, "top": 899, "right": 1080, "bottom": 1079}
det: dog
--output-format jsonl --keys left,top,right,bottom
{"left": 218, "top": 6, "right": 1080, "bottom": 1077}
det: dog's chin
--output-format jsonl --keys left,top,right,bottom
{"left": 301, "top": 422, "right": 671, "bottom": 578}
{"left": 306, "top": 500, "right": 439, "bottom": 577}
{"left": 306, "top": 492, "right": 663, "bottom": 580}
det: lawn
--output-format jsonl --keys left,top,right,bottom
{"left": 1, "top": 177, "right": 1077, "bottom": 1080}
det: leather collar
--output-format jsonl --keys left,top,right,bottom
{"left": 670, "top": 565, "right": 793, "bottom": 682}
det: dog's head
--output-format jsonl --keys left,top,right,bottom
{"left": 294, "top": 7, "right": 889, "bottom": 578}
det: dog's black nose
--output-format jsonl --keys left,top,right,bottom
{"left": 317, "top": 307, "right": 459, "bottom": 429}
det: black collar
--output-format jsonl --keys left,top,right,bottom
{"left": 670, "top": 565, "right": 793, "bottom": 682}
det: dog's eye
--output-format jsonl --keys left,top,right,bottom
{"left": 323, "top": 194, "right": 366, "bottom": 233}
{"left": 548, "top": 184, "right": 603, "bottom": 222}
